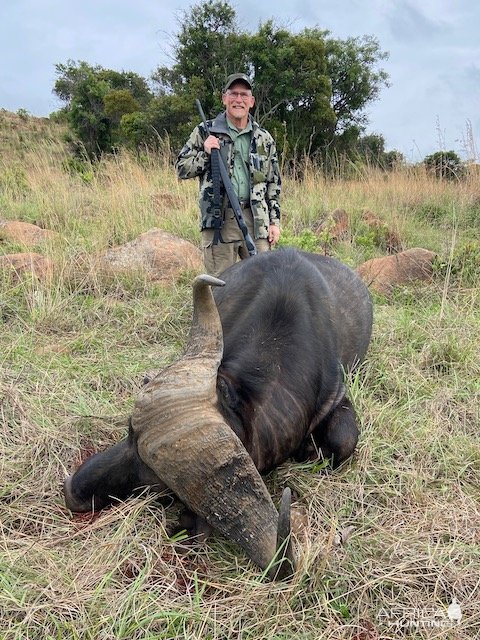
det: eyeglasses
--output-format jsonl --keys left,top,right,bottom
{"left": 226, "top": 90, "right": 252, "bottom": 100}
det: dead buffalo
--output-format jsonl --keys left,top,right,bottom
{"left": 63, "top": 248, "right": 373, "bottom": 580}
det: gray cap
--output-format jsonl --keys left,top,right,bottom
{"left": 224, "top": 73, "right": 253, "bottom": 92}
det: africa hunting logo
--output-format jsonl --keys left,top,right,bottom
{"left": 377, "top": 598, "right": 462, "bottom": 630}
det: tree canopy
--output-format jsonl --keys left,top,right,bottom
{"left": 53, "top": 0, "right": 393, "bottom": 164}
{"left": 53, "top": 60, "right": 153, "bottom": 156}
{"left": 424, "top": 150, "right": 465, "bottom": 180}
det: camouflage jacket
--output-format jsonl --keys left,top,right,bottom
{"left": 175, "top": 112, "right": 281, "bottom": 239}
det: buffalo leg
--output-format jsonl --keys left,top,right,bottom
{"left": 295, "top": 397, "right": 359, "bottom": 468}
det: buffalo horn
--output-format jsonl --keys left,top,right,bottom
{"left": 132, "top": 275, "right": 295, "bottom": 579}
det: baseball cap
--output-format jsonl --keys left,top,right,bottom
{"left": 224, "top": 73, "right": 253, "bottom": 92}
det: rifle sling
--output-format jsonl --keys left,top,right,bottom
{"left": 209, "top": 142, "right": 257, "bottom": 256}
{"left": 210, "top": 148, "right": 223, "bottom": 246}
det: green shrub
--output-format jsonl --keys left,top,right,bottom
{"left": 433, "top": 242, "right": 480, "bottom": 286}
{"left": 353, "top": 221, "right": 393, "bottom": 257}
{"left": 62, "top": 156, "right": 94, "bottom": 184}
{"left": 16, "top": 108, "right": 30, "bottom": 121}
{"left": 416, "top": 202, "right": 453, "bottom": 223}
{"left": 424, "top": 150, "right": 465, "bottom": 180}
{"left": 277, "top": 228, "right": 321, "bottom": 252}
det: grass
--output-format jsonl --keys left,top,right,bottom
{"left": 0, "top": 112, "right": 479, "bottom": 639}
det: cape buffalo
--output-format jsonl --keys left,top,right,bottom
{"left": 63, "top": 248, "right": 373, "bottom": 579}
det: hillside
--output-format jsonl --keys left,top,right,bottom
{"left": 0, "top": 109, "right": 67, "bottom": 158}
{"left": 0, "top": 111, "right": 479, "bottom": 639}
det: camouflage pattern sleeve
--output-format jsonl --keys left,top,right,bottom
{"left": 175, "top": 124, "right": 210, "bottom": 180}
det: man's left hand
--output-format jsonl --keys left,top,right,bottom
{"left": 268, "top": 225, "right": 280, "bottom": 246}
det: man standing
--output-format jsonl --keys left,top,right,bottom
{"left": 176, "top": 73, "right": 281, "bottom": 276}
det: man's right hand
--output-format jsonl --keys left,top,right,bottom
{"left": 204, "top": 135, "right": 221, "bottom": 154}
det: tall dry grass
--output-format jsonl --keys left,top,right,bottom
{"left": 0, "top": 114, "right": 479, "bottom": 639}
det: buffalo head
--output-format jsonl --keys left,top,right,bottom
{"left": 64, "top": 274, "right": 295, "bottom": 580}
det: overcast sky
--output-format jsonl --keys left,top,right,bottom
{"left": 1, "top": 0, "right": 478, "bottom": 161}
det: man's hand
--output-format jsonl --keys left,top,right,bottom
{"left": 204, "top": 135, "right": 220, "bottom": 154}
{"left": 268, "top": 225, "right": 280, "bottom": 246}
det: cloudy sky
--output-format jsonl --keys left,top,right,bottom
{"left": 1, "top": 0, "right": 478, "bottom": 161}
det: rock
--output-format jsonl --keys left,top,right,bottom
{"left": 0, "top": 252, "right": 53, "bottom": 281}
{"left": 330, "top": 208, "right": 350, "bottom": 240}
{"left": 361, "top": 209, "right": 384, "bottom": 228}
{"left": 313, "top": 208, "right": 350, "bottom": 242}
{"left": 361, "top": 209, "right": 403, "bottom": 254}
{"left": 0, "top": 220, "right": 58, "bottom": 247}
{"left": 97, "top": 229, "right": 203, "bottom": 283}
{"left": 356, "top": 247, "right": 437, "bottom": 294}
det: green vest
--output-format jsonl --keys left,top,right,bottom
{"left": 226, "top": 118, "right": 252, "bottom": 202}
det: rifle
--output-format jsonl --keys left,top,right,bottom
{"left": 196, "top": 99, "right": 257, "bottom": 257}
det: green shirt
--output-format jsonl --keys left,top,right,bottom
{"left": 227, "top": 117, "right": 252, "bottom": 202}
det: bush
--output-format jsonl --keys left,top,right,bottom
{"left": 424, "top": 150, "right": 465, "bottom": 181}
{"left": 433, "top": 242, "right": 480, "bottom": 286}
{"left": 277, "top": 228, "right": 321, "bottom": 252}
{"left": 62, "top": 156, "right": 95, "bottom": 184}
{"left": 16, "top": 108, "right": 30, "bottom": 121}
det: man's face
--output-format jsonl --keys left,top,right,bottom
{"left": 222, "top": 82, "right": 255, "bottom": 126}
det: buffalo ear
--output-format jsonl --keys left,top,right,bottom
{"left": 217, "top": 373, "right": 240, "bottom": 410}
{"left": 216, "top": 373, "right": 247, "bottom": 444}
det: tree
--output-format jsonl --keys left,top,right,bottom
{"left": 104, "top": 90, "right": 140, "bottom": 125}
{"left": 243, "top": 23, "right": 335, "bottom": 156}
{"left": 64, "top": 68, "right": 112, "bottom": 156}
{"left": 424, "top": 150, "right": 464, "bottom": 180}
{"left": 53, "top": 60, "right": 153, "bottom": 156}
{"left": 151, "top": 0, "right": 389, "bottom": 158}
{"left": 151, "top": 7, "right": 336, "bottom": 154}
{"left": 53, "top": 2, "right": 390, "bottom": 161}
{"left": 352, "top": 134, "right": 405, "bottom": 170}
{"left": 120, "top": 111, "right": 151, "bottom": 148}
{"left": 324, "top": 34, "right": 389, "bottom": 138}
{"left": 383, "top": 149, "right": 405, "bottom": 170}
{"left": 151, "top": 0, "right": 242, "bottom": 115}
